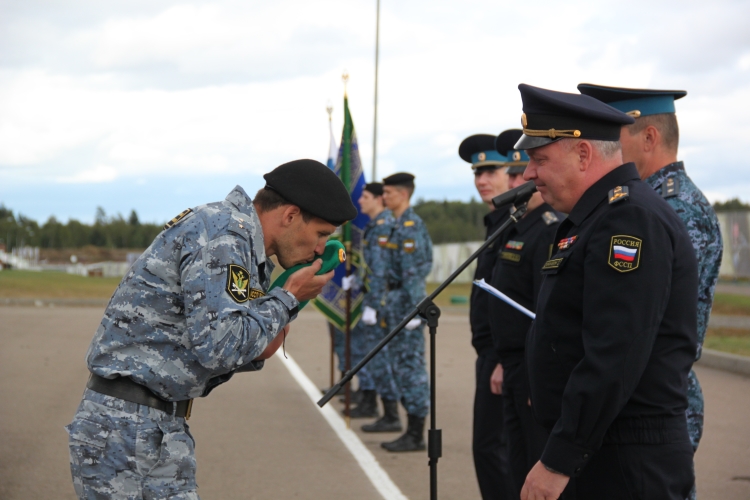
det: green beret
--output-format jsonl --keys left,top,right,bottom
{"left": 263, "top": 159, "right": 357, "bottom": 226}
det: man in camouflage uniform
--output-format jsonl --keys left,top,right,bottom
{"left": 377, "top": 172, "right": 433, "bottom": 452}
{"left": 343, "top": 182, "right": 401, "bottom": 422}
{"left": 65, "top": 159, "right": 356, "bottom": 499}
{"left": 579, "top": 84, "right": 723, "bottom": 500}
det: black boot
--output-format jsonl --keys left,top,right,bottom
{"left": 381, "top": 414, "right": 425, "bottom": 452}
{"left": 339, "top": 387, "right": 363, "bottom": 405}
{"left": 348, "top": 390, "right": 379, "bottom": 418}
{"left": 362, "top": 399, "right": 402, "bottom": 432}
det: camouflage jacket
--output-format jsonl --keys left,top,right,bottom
{"left": 385, "top": 206, "right": 433, "bottom": 308}
{"left": 86, "top": 186, "right": 299, "bottom": 401}
{"left": 361, "top": 209, "right": 395, "bottom": 310}
{"left": 645, "top": 162, "right": 723, "bottom": 360}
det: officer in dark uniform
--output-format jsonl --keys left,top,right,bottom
{"left": 515, "top": 84, "right": 698, "bottom": 500}
{"left": 487, "top": 129, "right": 561, "bottom": 497}
{"left": 458, "top": 133, "right": 514, "bottom": 499}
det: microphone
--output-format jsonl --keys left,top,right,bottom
{"left": 492, "top": 181, "right": 537, "bottom": 209}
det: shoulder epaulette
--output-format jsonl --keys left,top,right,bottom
{"left": 542, "top": 211, "right": 559, "bottom": 225}
{"left": 164, "top": 208, "right": 193, "bottom": 230}
{"left": 608, "top": 186, "right": 629, "bottom": 204}
{"left": 662, "top": 177, "right": 680, "bottom": 198}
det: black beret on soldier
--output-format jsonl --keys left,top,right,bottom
{"left": 382, "top": 172, "right": 415, "bottom": 187}
{"left": 263, "top": 159, "right": 357, "bottom": 226}
{"left": 364, "top": 182, "right": 384, "bottom": 196}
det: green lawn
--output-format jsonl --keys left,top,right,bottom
{"left": 704, "top": 327, "right": 750, "bottom": 357}
{"left": 711, "top": 293, "right": 750, "bottom": 316}
{"left": 0, "top": 270, "right": 120, "bottom": 299}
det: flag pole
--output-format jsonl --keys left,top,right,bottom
{"left": 342, "top": 72, "right": 352, "bottom": 429}
{"left": 326, "top": 103, "right": 336, "bottom": 389}
{"left": 372, "top": 0, "right": 380, "bottom": 182}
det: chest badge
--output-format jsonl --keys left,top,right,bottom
{"left": 403, "top": 239, "right": 416, "bottom": 253}
{"left": 505, "top": 240, "right": 524, "bottom": 250}
{"left": 557, "top": 236, "right": 578, "bottom": 250}
{"left": 608, "top": 235, "right": 642, "bottom": 272}
{"left": 378, "top": 235, "right": 389, "bottom": 247}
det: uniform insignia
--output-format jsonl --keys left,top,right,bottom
{"left": 377, "top": 219, "right": 385, "bottom": 225}
{"left": 403, "top": 239, "right": 416, "bottom": 253}
{"left": 338, "top": 248, "right": 347, "bottom": 263}
{"left": 378, "top": 236, "right": 389, "bottom": 247}
{"left": 542, "top": 258, "right": 564, "bottom": 270}
{"left": 226, "top": 264, "right": 256, "bottom": 303}
{"left": 662, "top": 177, "right": 680, "bottom": 198}
{"left": 542, "top": 211, "right": 559, "bottom": 225}
{"left": 478, "top": 152, "right": 486, "bottom": 161}
{"left": 512, "top": 151, "right": 521, "bottom": 161}
{"left": 608, "top": 186, "right": 629, "bottom": 204}
{"left": 500, "top": 251, "right": 521, "bottom": 263}
{"left": 164, "top": 208, "right": 192, "bottom": 230}
{"left": 403, "top": 220, "right": 415, "bottom": 227}
{"left": 557, "top": 236, "right": 578, "bottom": 250}
{"left": 506, "top": 240, "right": 524, "bottom": 250}
{"left": 608, "top": 235, "right": 642, "bottom": 272}
{"left": 386, "top": 242, "right": 399, "bottom": 249}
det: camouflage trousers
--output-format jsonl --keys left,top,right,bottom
{"left": 333, "top": 324, "right": 375, "bottom": 390}
{"left": 385, "top": 292, "right": 430, "bottom": 418}
{"left": 359, "top": 316, "right": 400, "bottom": 401}
{"left": 686, "top": 368, "right": 703, "bottom": 500}
{"left": 65, "top": 388, "right": 199, "bottom": 500}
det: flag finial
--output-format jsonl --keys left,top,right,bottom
{"left": 342, "top": 71, "right": 349, "bottom": 96}
{"left": 326, "top": 102, "right": 333, "bottom": 121}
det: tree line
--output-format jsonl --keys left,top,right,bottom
{"left": 1, "top": 196, "right": 748, "bottom": 251}
{"left": 0, "top": 206, "right": 162, "bottom": 251}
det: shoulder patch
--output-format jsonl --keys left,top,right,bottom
{"left": 164, "top": 208, "right": 193, "bottom": 230}
{"left": 542, "top": 211, "right": 559, "bottom": 225}
{"left": 608, "top": 186, "right": 629, "bottom": 204}
{"left": 608, "top": 235, "right": 642, "bottom": 272}
{"left": 662, "top": 177, "right": 680, "bottom": 198}
{"left": 226, "top": 264, "right": 264, "bottom": 302}
{"left": 403, "top": 220, "right": 415, "bottom": 227}
{"left": 403, "top": 239, "right": 416, "bottom": 253}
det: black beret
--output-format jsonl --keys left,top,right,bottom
{"left": 263, "top": 159, "right": 357, "bottom": 226}
{"left": 577, "top": 83, "right": 686, "bottom": 118}
{"left": 515, "top": 84, "right": 635, "bottom": 150}
{"left": 382, "top": 172, "right": 415, "bottom": 187}
{"left": 364, "top": 182, "right": 384, "bottom": 196}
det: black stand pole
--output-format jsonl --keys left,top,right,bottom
{"left": 318, "top": 202, "right": 530, "bottom": 499}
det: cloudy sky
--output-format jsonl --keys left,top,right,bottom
{"left": 2, "top": 0, "right": 750, "bottom": 224}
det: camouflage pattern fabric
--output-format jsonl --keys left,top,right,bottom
{"left": 384, "top": 207, "right": 433, "bottom": 417}
{"left": 85, "top": 185, "right": 298, "bottom": 401}
{"left": 645, "top": 162, "right": 722, "bottom": 500}
{"left": 66, "top": 389, "right": 199, "bottom": 499}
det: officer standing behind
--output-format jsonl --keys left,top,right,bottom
{"left": 344, "top": 182, "right": 400, "bottom": 421}
{"left": 66, "top": 160, "right": 357, "bottom": 499}
{"left": 577, "top": 85, "right": 722, "bottom": 500}
{"left": 378, "top": 172, "right": 433, "bottom": 452}
{"left": 515, "top": 85, "right": 698, "bottom": 500}
{"left": 488, "top": 129, "right": 561, "bottom": 498}
{"left": 458, "top": 133, "right": 514, "bottom": 499}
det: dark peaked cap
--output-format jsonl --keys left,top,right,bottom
{"left": 458, "top": 134, "right": 507, "bottom": 169}
{"left": 577, "top": 83, "right": 687, "bottom": 118}
{"left": 263, "top": 159, "right": 357, "bottom": 226}
{"left": 382, "top": 172, "right": 415, "bottom": 186}
{"left": 495, "top": 129, "right": 528, "bottom": 174}
{"left": 515, "top": 84, "right": 635, "bottom": 150}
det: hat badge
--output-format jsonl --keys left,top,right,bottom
{"left": 513, "top": 151, "right": 521, "bottom": 161}
{"left": 478, "top": 152, "right": 486, "bottom": 161}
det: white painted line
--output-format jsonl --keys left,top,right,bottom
{"left": 275, "top": 351, "right": 408, "bottom": 500}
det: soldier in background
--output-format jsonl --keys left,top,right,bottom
{"left": 458, "top": 133, "right": 514, "bottom": 499}
{"left": 66, "top": 160, "right": 356, "bottom": 499}
{"left": 489, "top": 130, "right": 561, "bottom": 497}
{"left": 343, "top": 182, "right": 400, "bottom": 421}
{"left": 578, "top": 84, "right": 723, "bottom": 500}
{"left": 377, "top": 172, "right": 433, "bottom": 452}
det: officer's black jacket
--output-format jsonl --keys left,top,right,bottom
{"left": 527, "top": 163, "right": 698, "bottom": 477}
{"left": 470, "top": 206, "right": 511, "bottom": 357}
{"left": 488, "top": 203, "right": 561, "bottom": 365}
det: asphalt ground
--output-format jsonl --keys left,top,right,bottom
{"left": 1, "top": 306, "right": 749, "bottom": 499}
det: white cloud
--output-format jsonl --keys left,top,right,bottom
{"left": 57, "top": 164, "right": 118, "bottom": 184}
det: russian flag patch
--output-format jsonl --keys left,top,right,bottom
{"left": 608, "top": 235, "right": 642, "bottom": 272}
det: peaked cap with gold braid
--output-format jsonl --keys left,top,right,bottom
{"left": 514, "top": 84, "right": 635, "bottom": 150}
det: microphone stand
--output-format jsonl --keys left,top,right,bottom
{"left": 318, "top": 201, "right": 531, "bottom": 500}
